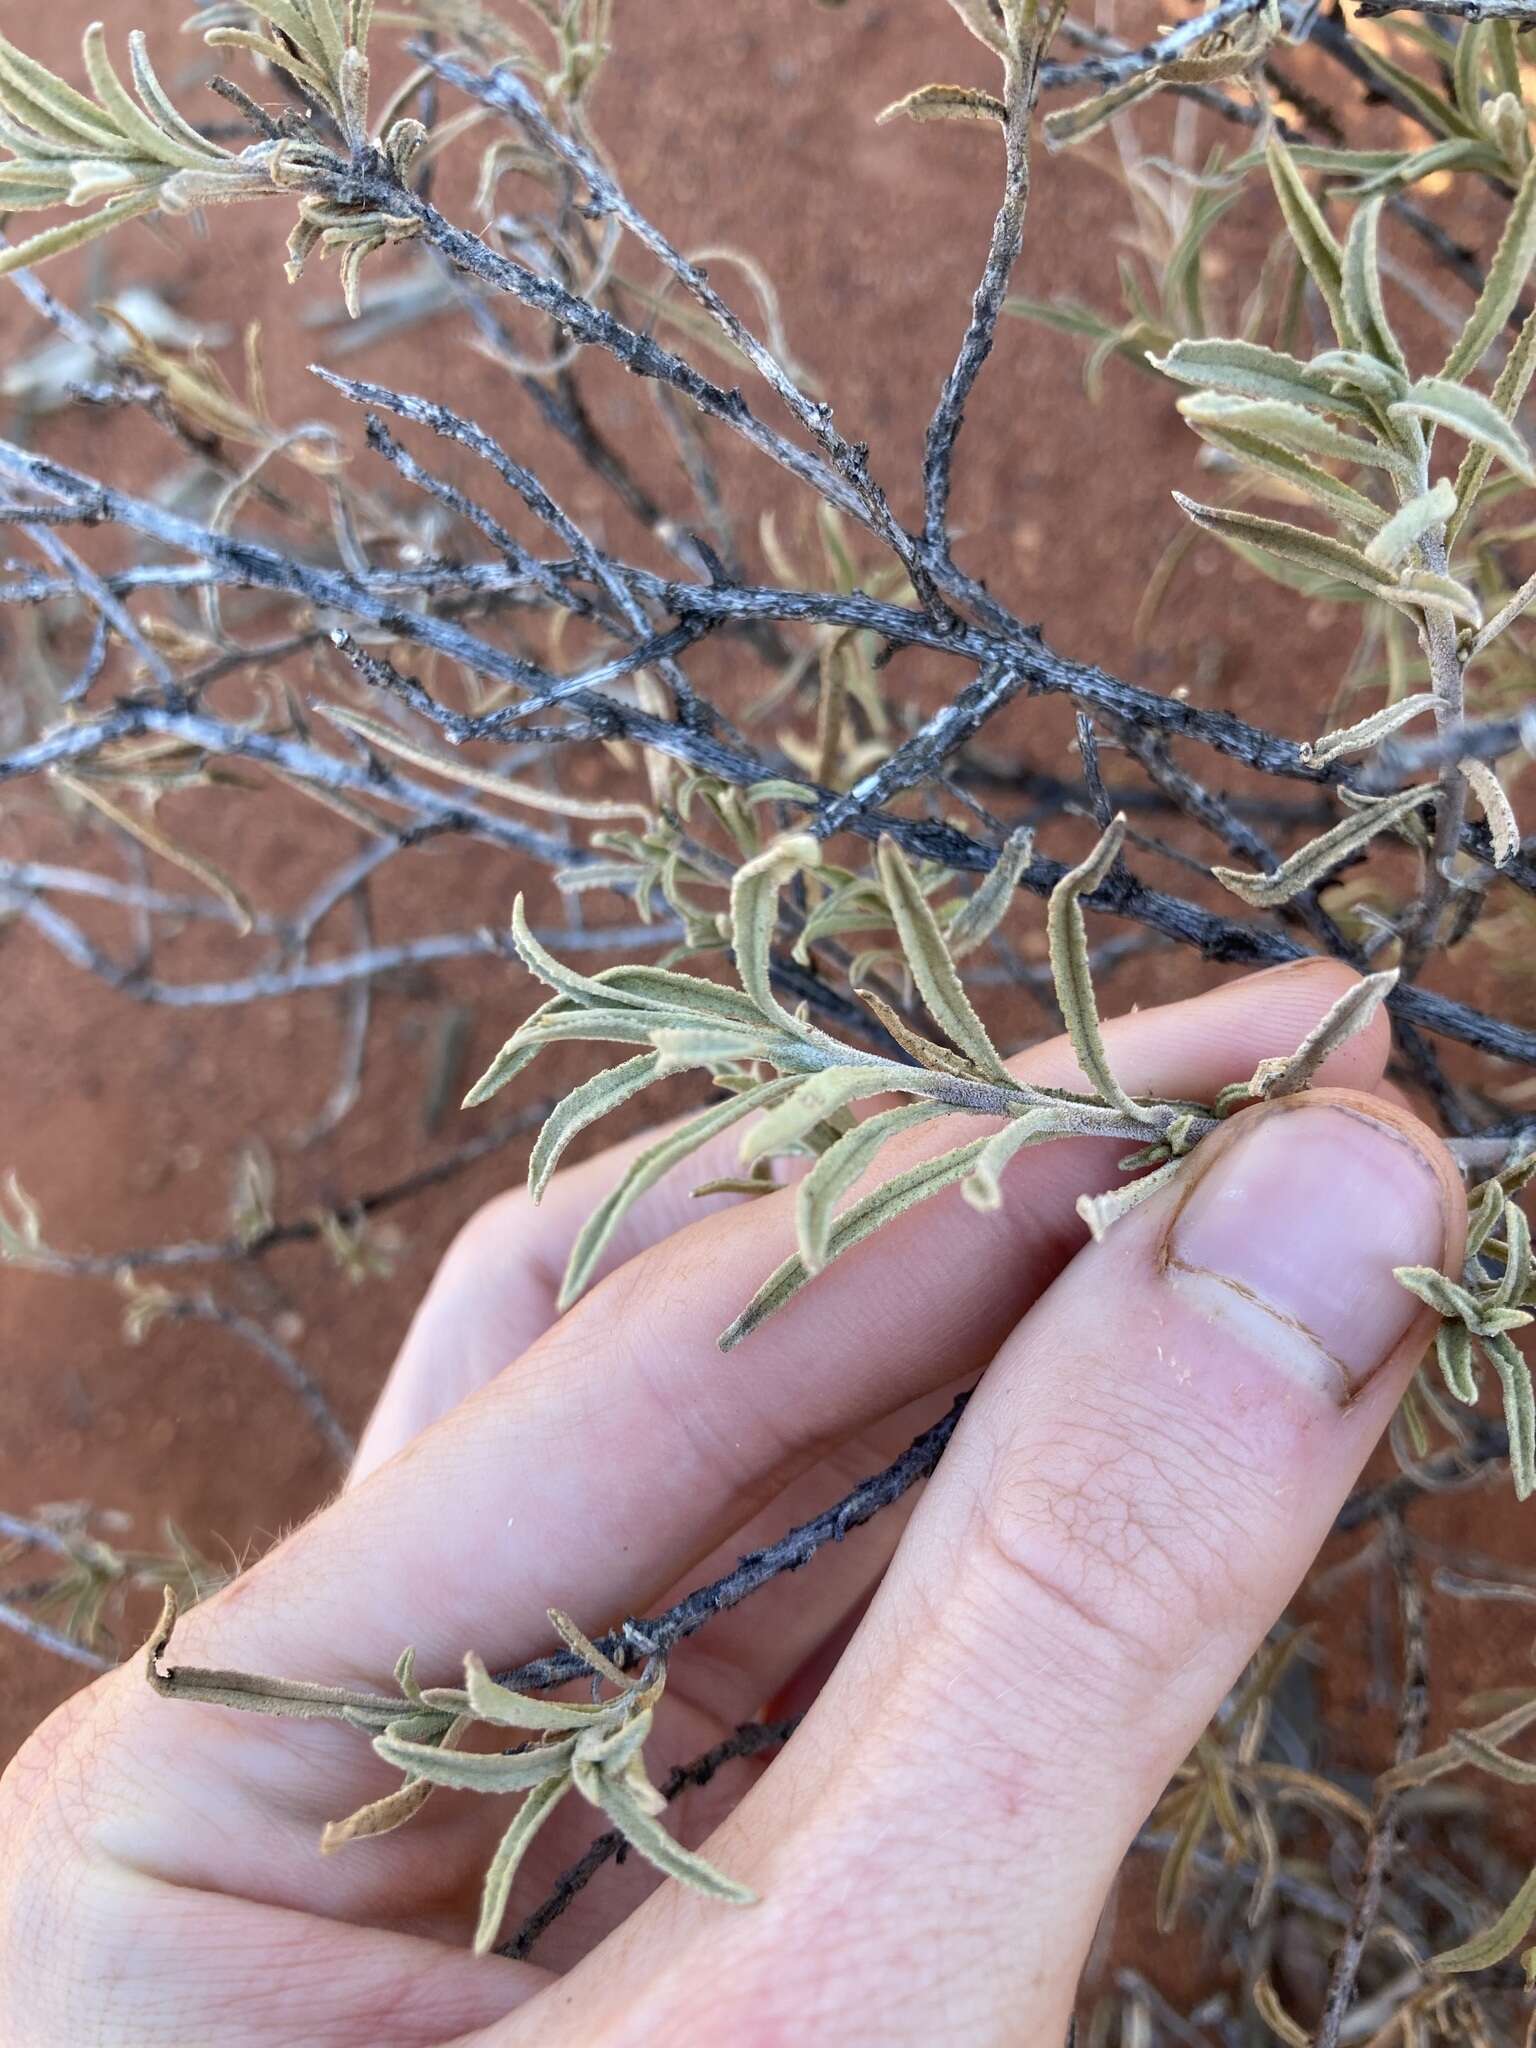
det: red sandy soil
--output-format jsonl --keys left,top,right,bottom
{"left": 0, "top": 0, "right": 1532, "bottom": 2017}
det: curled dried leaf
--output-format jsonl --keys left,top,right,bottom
{"left": 1045, "top": 816, "right": 1153, "bottom": 1123}
{"left": 877, "top": 82, "right": 1007, "bottom": 127}
{"left": 1211, "top": 785, "right": 1434, "bottom": 907}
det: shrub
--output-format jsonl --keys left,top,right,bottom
{"left": 3, "top": 0, "right": 1536, "bottom": 2034}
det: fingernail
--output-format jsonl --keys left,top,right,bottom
{"left": 1162, "top": 1097, "right": 1454, "bottom": 1402}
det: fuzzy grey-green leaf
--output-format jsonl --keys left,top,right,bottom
{"left": 1441, "top": 147, "right": 1536, "bottom": 381}
{"left": 1045, "top": 816, "right": 1153, "bottom": 1122}
{"left": 561, "top": 1078, "right": 797, "bottom": 1309}
{"left": 1390, "top": 378, "right": 1536, "bottom": 488}
{"left": 877, "top": 835, "right": 1014, "bottom": 1085}
{"left": 1364, "top": 479, "right": 1458, "bottom": 569}
{"left": 794, "top": 1100, "right": 947, "bottom": 1273}
{"left": 472, "top": 1776, "right": 571, "bottom": 1955}
{"left": 1431, "top": 1861, "right": 1536, "bottom": 1973}
{"left": 529, "top": 1053, "right": 664, "bottom": 1201}
{"left": 722, "top": 1136, "right": 991, "bottom": 1348}
{"left": 1211, "top": 785, "right": 1434, "bottom": 907}
{"left": 1301, "top": 694, "right": 1436, "bottom": 767}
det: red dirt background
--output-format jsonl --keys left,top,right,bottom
{"left": 1, "top": 0, "right": 1532, "bottom": 2018}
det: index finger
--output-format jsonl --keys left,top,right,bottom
{"left": 155, "top": 959, "right": 1387, "bottom": 1693}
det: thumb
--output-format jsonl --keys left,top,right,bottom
{"left": 536, "top": 1091, "right": 1464, "bottom": 2046}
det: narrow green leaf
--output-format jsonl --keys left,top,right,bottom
{"left": 1432, "top": 1862, "right": 1536, "bottom": 1973}
{"left": 1212, "top": 784, "right": 1434, "bottom": 906}
{"left": 1176, "top": 393, "right": 1403, "bottom": 473}
{"left": 1468, "top": 1177, "right": 1511, "bottom": 1260}
{"left": 1160, "top": 169, "right": 1242, "bottom": 341}
{"left": 721, "top": 1136, "right": 991, "bottom": 1349}
{"left": 1267, "top": 137, "right": 1351, "bottom": 346}
{"left": 1449, "top": 299, "right": 1536, "bottom": 548}
{"left": 1227, "top": 144, "right": 1405, "bottom": 177}
{"left": 729, "top": 834, "right": 820, "bottom": 1034}
{"left": 1492, "top": 1197, "right": 1533, "bottom": 1307}
{"left": 1003, "top": 294, "right": 1123, "bottom": 343}
{"left": 1248, "top": 969, "right": 1399, "bottom": 1099}
{"left": 562, "top": 1079, "right": 796, "bottom": 1308}
{"left": 1436, "top": 1317, "right": 1478, "bottom": 1403}
{"left": 1308, "top": 347, "right": 1410, "bottom": 406}
{"left": 1395, "top": 1263, "right": 1484, "bottom": 1326}
{"left": 1491, "top": 18, "right": 1523, "bottom": 98}
{"left": 741, "top": 1065, "right": 914, "bottom": 1167}
{"left": 948, "top": 823, "right": 1035, "bottom": 958}
{"left": 1301, "top": 693, "right": 1436, "bottom": 766}
{"left": 1047, "top": 816, "right": 1152, "bottom": 1121}
{"left": 597, "top": 967, "right": 766, "bottom": 1026}
{"left": 1390, "top": 378, "right": 1536, "bottom": 487}
{"left": 372, "top": 1727, "right": 576, "bottom": 1793}
{"left": 0, "top": 31, "right": 127, "bottom": 150}
{"left": 80, "top": 24, "right": 209, "bottom": 170}
{"left": 515, "top": 1005, "right": 716, "bottom": 1052}
{"left": 1384, "top": 1698, "right": 1536, "bottom": 1792}
{"left": 473, "top": 1775, "right": 570, "bottom": 1954}
{"left": 1443, "top": 149, "right": 1536, "bottom": 380}
{"left": 1448, "top": 1729, "right": 1536, "bottom": 1786}
{"left": 1365, "top": 478, "right": 1458, "bottom": 568}
{"left": 529, "top": 1053, "right": 663, "bottom": 1201}
{"left": 581, "top": 1764, "right": 754, "bottom": 1904}
{"left": 1342, "top": 197, "right": 1407, "bottom": 375}
{"left": 1485, "top": 1332, "right": 1536, "bottom": 1500}
{"left": 462, "top": 1002, "right": 561, "bottom": 1107}
{"left": 1454, "top": 18, "right": 1490, "bottom": 127}
{"left": 0, "top": 190, "right": 159, "bottom": 277}
{"left": 1151, "top": 336, "right": 1373, "bottom": 419}
{"left": 795, "top": 1101, "right": 946, "bottom": 1273}
{"left": 128, "top": 30, "right": 225, "bottom": 160}
{"left": 877, "top": 836, "right": 1013, "bottom": 1085}
{"left": 962, "top": 1107, "right": 1074, "bottom": 1212}
{"left": 1178, "top": 409, "right": 1389, "bottom": 531}
{"left": 463, "top": 1651, "right": 612, "bottom": 1728}
{"left": 1173, "top": 492, "right": 1399, "bottom": 601}
{"left": 508, "top": 896, "right": 651, "bottom": 1010}
{"left": 1353, "top": 34, "right": 1482, "bottom": 144}
{"left": 1465, "top": 759, "right": 1520, "bottom": 867}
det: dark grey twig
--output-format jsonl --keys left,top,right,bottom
{"left": 493, "top": 1391, "right": 972, "bottom": 1695}
{"left": 1354, "top": 0, "right": 1536, "bottom": 19}
{"left": 1041, "top": 0, "right": 1278, "bottom": 89}
{"left": 815, "top": 664, "right": 1025, "bottom": 836}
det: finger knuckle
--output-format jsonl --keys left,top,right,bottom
{"left": 957, "top": 1397, "right": 1248, "bottom": 1686}
{"left": 0, "top": 1688, "right": 127, "bottom": 2040}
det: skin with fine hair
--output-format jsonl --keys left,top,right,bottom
{"left": 0, "top": 960, "right": 1462, "bottom": 2046}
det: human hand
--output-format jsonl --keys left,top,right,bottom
{"left": 0, "top": 959, "right": 1463, "bottom": 2046}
